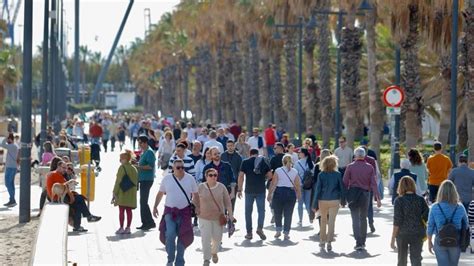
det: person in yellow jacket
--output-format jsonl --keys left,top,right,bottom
{"left": 426, "top": 142, "right": 453, "bottom": 203}
{"left": 112, "top": 150, "right": 139, "bottom": 234}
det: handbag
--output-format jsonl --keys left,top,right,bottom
{"left": 172, "top": 174, "right": 197, "bottom": 217}
{"left": 119, "top": 166, "right": 136, "bottom": 192}
{"left": 206, "top": 183, "right": 227, "bottom": 226}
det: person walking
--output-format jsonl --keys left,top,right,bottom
{"left": 426, "top": 141, "right": 453, "bottom": 203}
{"left": 334, "top": 136, "right": 353, "bottom": 176}
{"left": 343, "top": 147, "right": 382, "bottom": 251}
{"left": 427, "top": 180, "right": 469, "bottom": 266}
{"left": 203, "top": 131, "right": 225, "bottom": 154}
{"left": 235, "top": 133, "right": 250, "bottom": 159}
{"left": 168, "top": 143, "right": 196, "bottom": 178}
{"left": 408, "top": 148, "right": 428, "bottom": 196}
{"left": 267, "top": 154, "right": 301, "bottom": 240}
{"left": 295, "top": 148, "right": 314, "bottom": 226}
{"left": 195, "top": 148, "right": 212, "bottom": 183}
{"left": 448, "top": 154, "right": 474, "bottom": 211}
{"left": 195, "top": 168, "right": 233, "bottom": 265}
{"left": 112, "top": 150, "right": 139, "bottom": 234}
{"left": 390, "top": 176, "right": 428, "bottom": 266}
{"left": 391, "top": 159, "right": 417, "bottom": 204}
{"left": 237, "top": 149, "right": 272, "bottom": 240}
{"left": 158, "top": 131, "right": 175, "bottom": 170}
{"left": 153, "top": 159, "right": 199, "bottom": 266}
{"left": 1, "top": 133, "right": 18, "bottom": 207}
{"left": 312, "top": 155, "right": 343, "bottom": 251}
{"left": 264, "top": 124, "right": 277, "bottom": 158}
{"left": 221, "top": 140, "right": 243, "bottom": 211}
{"left": 247, "top": 128, "right": 266, "bottom": 156}
{"left": 136, "top": 136, "right": 157, "bottom": 231}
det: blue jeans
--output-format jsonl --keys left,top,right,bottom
{"left": 245, "top": 192, "right": 266, "bottom": 233}
{"left": 349, "top": 190, "right": 370, "bottom": 246}
{"left": 4, "top": 167, "right": 17, "bottom": 202}
{"left": 273, "top": 187, "right": 297, "bottom": 234}
{"left": 434, "top": 237, "right": 460, "bottom": 266}
{"left": 298, "top": 189, "right": 312, "bottom": 223}
{"left": 428, "top": 184, "right": 439, "bottom": 203}
{"left": 164, "top": 213, "right": 185, "bottom": 266}
{"left": 266, "top": 146, "right": 275, "bottom": 159}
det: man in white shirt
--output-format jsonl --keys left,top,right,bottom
{"left": 247, "top": 128, "right": 266, "bottom": 156}
{"left": 203, "top": 130, "right": 224, "bottom": 154}
{"left": 197, "top": 128, "right": 209, "bottom": 146}
{"left": 185, "top": 122, "right": 196, "bottom": 143}
{"left": 153, "top": 159, "right": 199, "bottom": 266}
{"left": 334, "top": 136, "right": 353, "bottom": 173}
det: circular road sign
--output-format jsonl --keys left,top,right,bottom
{"left": 383, "top": 85, "right": 405, "bottom": 107}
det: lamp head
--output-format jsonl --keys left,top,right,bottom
{"left": 358, "top": 0, "right": 373, "bottom": 11}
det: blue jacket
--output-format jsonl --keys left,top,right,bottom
{"left": 312, "top": 171, "right": 344, "bottom": 209}
{"left": 202, "top": 161, "right": 235, "bottom": 192}
{"left": 392, "top": 169, "right": 417, "bottom": 204}
{"left": 427, "top": 202, "right": 469, "bottom": 236}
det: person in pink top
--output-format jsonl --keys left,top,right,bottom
{"left": 41, "top": 141, "right": 56, "bottom": 165}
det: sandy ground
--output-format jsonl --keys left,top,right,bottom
{"left": 0, "top": 215, "right": 39, "bottom": 265}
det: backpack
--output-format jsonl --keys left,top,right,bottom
{"left": 437, "top": 205, "right": 459, "bottom": 247}
{"left": 298, "top": 161, "right": 314, "bottom": 190}
{"left": 253, "top": 156, "right": 266, "bottom": 175}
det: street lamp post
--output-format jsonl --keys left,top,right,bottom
{"left": 40, "top": 0, "right": 50, "bottom": 156}
{"left": 273, "top": 17, "right": 304, "bottom": 143}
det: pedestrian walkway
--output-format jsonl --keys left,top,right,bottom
{"left": 1, "top": 147, "right": 474, "bottom": 265}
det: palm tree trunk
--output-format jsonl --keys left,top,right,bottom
{"left": 461, "top": 6, "right": 474, "bottom": 162}
{"left": 271, "top": 48, "right": 285, "bottom": 126}
{"left": 285, "top": 32, "right": 297, "bottom": 139}
{"left": 317, "top": 0, "right": 333, "bottom": 148}
{"left": 217, "top": 46, "right": 225, "bottom": 123}
{"left": 204, "top": 47, "right": 213, "bottom": 122}
{"left": 304, "top": 21, "right": 319, "bottom": 138}
{"left": 260, "top": 53, "right": 272, "bottom": 126}
{"left": 250, "top": 35, "right": 261, "bottom": 127}
{"left": 458, "top": 115, "right": 468, "bottom": 151}
{"left": 232, "top": 46, "right": 244, "bottom": 124}
{"left": 401, "top": 4, "right": 423, "bottom": 149}
{"left": 224, "top": 53, "right": 234, "bottom": 123}
{"left": 366, "top": 6, "right": 384, "bottom": 158}
{"left": 438, "top": 55, "right": 451, "bottom": 145}
{"left": 242, "top": 42, "right": 252, "bottom": 131}
{"left": 341, "top": 26, "right": 364, "bottom": 148}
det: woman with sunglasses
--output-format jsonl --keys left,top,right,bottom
{"left": 195, "top": 168, "right": 233, "bottom": 265}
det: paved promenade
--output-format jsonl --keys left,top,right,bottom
{"left": 1, "top": 145, "right": 474, "bottom": 265}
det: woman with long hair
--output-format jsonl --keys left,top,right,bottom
{"left": 427, "top": 180, "right": 469, "bottom": 266}
{"left": 407, "top": 148, "right": 428, "bottom": 196}
{"left": 267, "top": 155, "right": 301, "bottom": 240}
{"left": 195, "top": 147, "right": 212, "bottom": 183}
{"left": 390, "top": 176, "right": 428, "bottom": 266}
{"left": 235, "top": 133, "right": 250, "bottom": 159}
{"left": 312, "top": 155, "right": 343, "bottom": 251}
{"left": 158, "top": 131, "right": 175, "bottom": 170}
{"left": 295, "top": 148, "right": 314, "bottom": 225}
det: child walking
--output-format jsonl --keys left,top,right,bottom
{"left": 112, "top": 150, "right": 139, "bottom": 234}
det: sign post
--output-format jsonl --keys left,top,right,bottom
{"left": 383, "top": 85, "right": 405, "bottom": 179}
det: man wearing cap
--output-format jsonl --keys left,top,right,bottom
{"left": 426, "top": 141, "right": 453, "bottom": 202}
{"left": 448, "top": 154, "right": 474, "bottom": 211}
{"left": 343, "top": 147, "right": 382, "bottom": 251}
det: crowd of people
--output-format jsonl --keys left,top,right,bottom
{"left": 1, "top": 111, "right": 474, "bottom": 266}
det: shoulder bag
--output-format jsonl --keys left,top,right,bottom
{"left": 119, "top": 165, "right": 136, "bottom": 192}
{"left": 172, "top": 175, "right": 197, "bottom": 217}
{"left": 206, "top": 183, "right": 227, "bottom": 226}
{"left": 281, "top": 167, "right": 296, "bottom": 190}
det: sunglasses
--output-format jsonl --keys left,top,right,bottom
{"left": 175, "top": 166, "right": 184, "bottom": 170}
{"left": 68, "top": 168, "right": 74, "bottom": 171}
{"left": 207, "top": 174, "right": 218, "bottom": 177}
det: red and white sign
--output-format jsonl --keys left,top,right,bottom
{"left": 383, "top": 85, "right": 405, "bottom": 107}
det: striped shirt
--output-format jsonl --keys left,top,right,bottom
{"left": 168, "top": 155, "right": 195, "bottom": 177}
{"left": 469, "top": 200, "right": 474, "bottom": 225}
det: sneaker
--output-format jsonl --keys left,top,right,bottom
{"left": 369, "top": 223, "right": 376, "bottom": 233}
{"left": 87, "top": 215, "right": 102, "bottom": 222}
{"left": 203, "top": 260, "right": 210, "bottom": 266}
{"left": 123, "top": 227, "right": 131, "bottom": 234}
{"left": 354, "top": 245, "right": 364, "bottom": 251}
{"left": 115, "top": 228, "right": 125, "bottom": 234}
{"left": 211, "top": 253, "right": 218, "bottom": 263}
{"left": 283, "top": 233, "right": 290, "bottom": 240}
{"left": 274, "top": 232, "right": 281, "bottom": 238}
{"left": 244, "top": 233, "right": 253, "bottom": 240}
{"left": 136, "top": 225, "right": 146, "bottom": 230}
{"left": 327, "top": 242, "right": 332, "bottom": 251}
{"left": 319, "top": 242, "right": 325, "bottom": 248}
{"left": 256, "top": 230, "right": 267, "bottom": 240}
{"left": 73, "top": 226, "right": 88, "bottom": 232}
{"left": 5, "top": 201, "right": 17, "bottom": 207}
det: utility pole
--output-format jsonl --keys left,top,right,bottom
{"left": 74, "top": 0, "right": 80, "bottom": 103}
{"left": 40, "top": 0, "right": 49, "bottom": 156}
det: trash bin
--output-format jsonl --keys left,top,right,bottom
{"left": 78, "top": 145, "right": 91, "bottom": 165}
{"left": 80, "top": 165, "right": 95, "bottom": 202}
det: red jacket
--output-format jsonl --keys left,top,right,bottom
{"left": 89, "top": 124, "right": 103, "bottom": 138}
{"left": 264, "top": 128, "right": 276, "bottom": 146}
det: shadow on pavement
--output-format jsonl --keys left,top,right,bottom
{"left": 234, "top": 240, "right": 267, "bottom": 248}
{"left": 195, "top": 247, "right": 233, "bottom": 253}
{"left": 263, "top": 225, "right": 276, "bottom": 231}
{"left": 302, "top": 234, "right": 320, "bottom": 242}
{"left": 292, "top": 225, "right": 314, "bottom": 232}
{"left": 105, "top": 231, "right": 146, "bottom": 242}
{"left": 312, "top": 250, "right": 343, "bottom": 259}
{"left": 0, "top": 207, "right": 11, "bottom": 212}
{"left": 366, "top": 233, "right": 380, "bottom": 238}
{"left": 343, "top": 250, "right": 381, "bottom": 259}
{"left": 266, "top": 239, "right": 299, "bottom": 247}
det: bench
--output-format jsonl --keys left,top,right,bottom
{"left": 30, "top": 203, "right": 69, "bottom": 266}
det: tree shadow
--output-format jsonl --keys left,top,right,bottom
{"left": 105, "top": 231, "right": 146, "bottom": 242}
{"left": 266, "top": 239, "right": 299, "bottom": 247}
{"left": 342, "top": 250, "right": 381, "bottom": 259}
{"left": 234, "top": 240, "right": 267, "bottom": 248}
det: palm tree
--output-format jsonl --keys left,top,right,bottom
{"left": 366, "top": 2, "right": 384, "bottom": 159}
{"left": 0, "top": 49, "right": 19, "bottom": 115}
{"left": 317, "top": 0, "right": 333, "bottom": 148}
